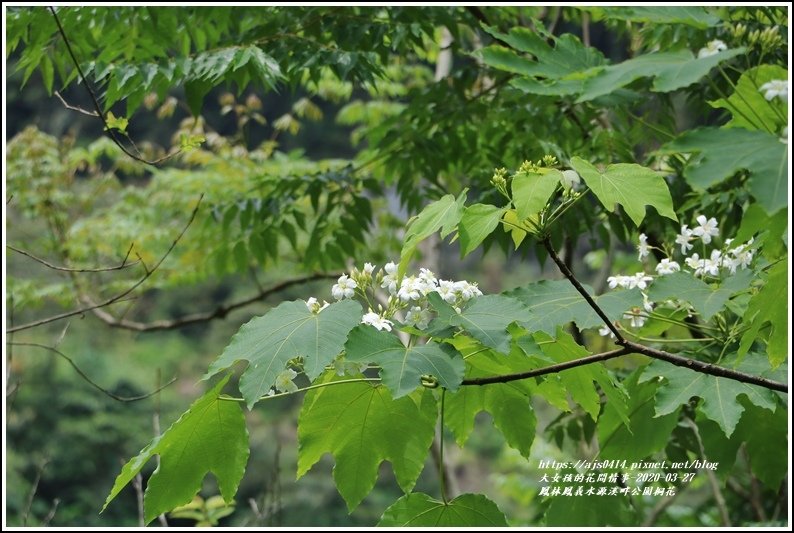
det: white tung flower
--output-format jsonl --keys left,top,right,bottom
{"left": 655, "top": 258, "right": 681, "bottom": 275}
{"left": 363, "top": 262, "right": 375, "bottom": 276}
{"left": 332, "top": 274, "right": 357, "bottom": 300}
{"left": 598, "top": 325, "right": 616, "bottom": 339}
{"left": 381, "top": 261, "right": 399, "bottom": 295}
{"left": 675, "top": 225, "right": 695, "bottom": 255}
{"left": 405, "top": 306, "right": 433, "bottom": 330}
{"left": 305, "top": 297, "right": 330, "bottom": 313}
{"left": 685, "top": 253, "right": 706, "bottom": 277}
{"left": 436, "top": 279, "right": 458, "bottom": 303}
{"left": 560, "top": 169, "right": 581, "bottom": 189}
{"left": 607, "top": 275, "right": 630, "bottom": 289}
{"left": 691, "top": 215, "right": 719, "bottom": 244}
{"left": 702, "top": 250, "right": 722, "bottom": 277}
{"left": 418, "top": 268, "right": 438, "bottom": 293}
{"left": 361, "top": 311, "right": 394, "bottom": 331}
{"left": 697, "top": 39, "right": 727, "bottom": 58}
{"left": 454, "top": 280, "right": 482, "bottom": 301}
{"left": 759, "top": 79, "right": 788, "bottom": 102}
{"left": 637, "top": 233, "right": 650, "bottom": 260}
{"left": 628, "top": 272, "right": 654, "bottom": 290}
{"left": 275, "top": 368, "right": 298, "bottom": 393}
{"left": 397, "top": 276, "right": 425, "bottom": 302}
{"left": 623, "top": 308, "right": 647, "bottom": 328}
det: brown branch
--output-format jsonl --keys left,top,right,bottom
{"left": 7, "top": 342, "right": 177, "bottom": 402}
{"left": 6, "top": 195, "right": 203, "bottom": 333}
{"left": 462, "top": 347, "right": 630, "bottom": 386}
{"left": 49, "top": 7, "right": 179, "bottom": 166}
{"left": 86, "top": 272, "right": 340, "bottom": 332}
{"left": 543, "top": 236, "right": 625, "bottom": 342}
{"left": 623, "top": 340, "right": 787, "bottom": 393}
{"left": 8, "top": 242, "right": 138, "bottom": 273}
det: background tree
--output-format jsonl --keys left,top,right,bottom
{"left": 5, "top": 5, "right": 789, "bottom": 527}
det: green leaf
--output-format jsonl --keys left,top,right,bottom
{"left": 297, "top": 375, "right": 437, "bottom": 511}
{"left": 709, "top": 65, "right": 788, "bottom": 132}
{"left": 537, "top": 329, "right": 629, "bottom": 423}
{"left": 739, "top": 258, "right": 788, "bottom": 367}
{"left": 481, "top": 26, "right": 605, "bottom": 78}
{"left": 639, "top": 358, "right": 778, "bottom": 437}
{"left": 577, "top": 48, "right": 745, "bottom": 102}
{"left": 508, "top": 279, "right": 643, "bottom": 335}
{"left": 378, "top": 493, "right": 508, "bottom": 526}
{"left": 179, "top": 133, "right": 206, "bottom": 150}
{"left": 647, "top": 269, "right": 753, "bottom": 321}
{"left": 598, "top": 371, "right": 680, "bottom": 461}
{"left": 458, "top": 204, "right": 507, "bottom": 257}
{"left": 430, "top": 294, "right": 530, "bottom": 354}
{"left": 344, "top": 325, "right": 465, "bottom": 398}
{"left": 512, "top": 170, "right": 562, "bottom": 220}
{"left": 102, "top": 376, "right": 248, "bottom": 524}
{"left": 570, "top": 157, "right": 677, "bottom": 226}
{"left": 205, "top": 300, "right": 362, "bottom": 408}
{"left": 41, "top": 53, "right": 54, "bottom": 93}
{"left": 399, "top": 190, "right": 466, "bottom": 275}
{"left": 545, "top": 494, "right": 636, "bottom": 526}
{"left": 583, "top": 6, "right": 721, "bottom": 28}
{"left": 104, "top": 111, "right": 129, "bottom": 133}
{"left": 662, "top": 127, "right": 787, "bottom": 214}
{"left": 445, "top": 351, "right": 536, "bottom": 457}
{"left": 734, "top": 402, "right": 788, "bottom": 489}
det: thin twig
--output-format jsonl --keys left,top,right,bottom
{"left": 49, "top": 7, "right": 179, "bottom": 165}
{"left": 87, "top": 272, "right": 340, "bottom": 332}
{"left": 7, "top": 342, "right": 177, "bottom": 402}
{"left": 132, "top": 472, "right": 146, "bottom": 528}
{"left": 21, "top": 458, "right": 49, "bottom": 527}
{"left": 42, "top": 498, "right": 60, "bottom": 527}
{"left": 7, "top": 195, "right": 203, "bottom": 333}
{"left": 8, "top": 243, "right": 138, "bottom": 273}
{"left": 54, "top": 90, "right": 98, "bottom": 116}
{"left": 641, "top": 485, "right": 682, "bottom": 526}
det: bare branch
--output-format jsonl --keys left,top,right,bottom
{"left": 86, "top": 272, "right": 340, "bottom": 331}
{"left": 42, "top": 498, "right": 60, "bottom": 527}
{"left": 8, "top": 242, "right": 138, "bottom": 273}
{"left": 463, "top": 348, "right": 630, "bottom": 386}
{"left": 686, "top": 417, "right": 731, "bottom": 526}
{"left": 49, "top": 7, "right": 180, "bottom": 166}
{"left": 22, "top": 458, "right": 49, "bottom": 527}
{"left": 7, "top": 342, "right": 177, "bottom": 402}
{"left": 6, "top": 195, "right": 202, "bottom": 333}
{"left": 623, "top": 340, "right": 788, "bottom": 393}
{"left": 54, "top": 90, "right": 98, "bottom": 116}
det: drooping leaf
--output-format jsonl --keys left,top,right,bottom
{"left": 102, "top": 376, "right": 249, "bottom": 524}
{"left": 445, "top": 350, "right": 536, "bottom": 458}
{"left": 205, "top": 300, "right": 362, "bottom": 408}
{"left": 399, "top": 190, "right": 466, "bottom": 275}
{"left": 508, "top": 279, "right": 642, "bottom": 335}
{"left": 739, "top": 258, "right": 788, "bottom": 367}
{"left": 458, "top": 203, "right": 507, "bottom": 257}
{"left": 647, "top": 269, "right": 753, "bottom": 321}
{"left": 662, "top": 127, "right": 787, "bottom": 214}
{"left": 709, "top": 65, "right": 788, "bottom": 132}
{"left": 297, "top": 375, "right": 437, "bottom": 511}
{"left": 570, "top": 157, "right": 677, "bottom": 226}
{"left": 344, "top": 325, "right": 465, "bottom": 398}
{"left": 429, "top": 294, "right": 530, "bottom": 354}
{"left": 577, "top": 48, "right": 745, "bottom": 102}
{"left": 378, "top": 492, "right": 508, "bottom": 526}
{"left": 537, "top": 329, "right": 629, "bottom": 424}
{"left": 512, "top": 170, "right": 562, "bottom": 220}
{"left": 598, "top": 371, "right": 680, "bottom": 461}
{"left": 639, "top": 358, "right": 778, "bottom": 437}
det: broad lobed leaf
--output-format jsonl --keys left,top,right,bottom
{"left": 378, "top": 492, "right": 508, "bottom": 526}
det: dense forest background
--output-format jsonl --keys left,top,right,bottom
{"left": 4, "top": 5, "right": 789, "bottom": 527}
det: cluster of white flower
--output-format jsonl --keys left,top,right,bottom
{"left": 310, "top": 262, "right": 483, "bottom": 333}
{"left": 600, "top": 214, "right": 756, "bottom": 336}
{"left": 697, "top": 39, "right": 727, "bottom": 58}
{"left": 759, "top": 79, "right": 788, "bottom": 102}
